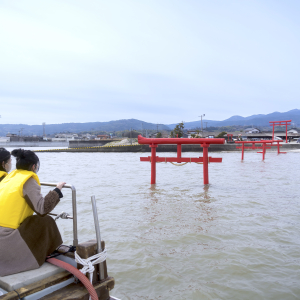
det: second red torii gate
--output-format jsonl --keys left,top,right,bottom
{"left": 138, "top": 135, "right": 225, "bottom": 185}
{"left": 269, "top": 120, "right": 291, "bottom": 143}
{"left": 227, "top": 134, "right": 233, "bottom": 142}
{"left": 235, "top": 140, "right": 285, "bottom": 161}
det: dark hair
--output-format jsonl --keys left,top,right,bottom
{"left": 11, "top": 149, "right": 40, "bottom": 171}
{"left": 0, "top": 148, "right": 11, "bottom": 172}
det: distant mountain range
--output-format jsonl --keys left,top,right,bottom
{"left": 0, "top": 119, "right": 170, "bottom": 136}
{"left": 0, "top": 109, "right": 299, "bottom": 136}
{"left": 170, "top": 109, "right": 300, "bottom": 129}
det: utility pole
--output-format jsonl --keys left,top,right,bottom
{"left": 141, "top": 122, "right": 144, "bottom": 136}
{"left": 205, "top": 122, "right": 208, "bottom": 130}
{"left": 198, "top": 114, "right": 205, "bottom": 136}
{"left": 19, "top": 128, "right": 24, "bottom": 137}
{"left": 156, "top": 124, "right": 163, "bottom": 137}
{"left": 42, "top": 122, "right": 46, "bottom": 137}
{"left": 130, "top": 128, "right": 132, "bottom": 145}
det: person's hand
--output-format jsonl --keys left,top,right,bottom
{"left": 56, "top": 182, "right": 66, "bottom": 190}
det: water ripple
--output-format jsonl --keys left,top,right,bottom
{"left": 7, "top": 149, "right": 300, "bottom": 300}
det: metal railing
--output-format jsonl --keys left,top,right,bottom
{"left": 40, "top": 182, "right": 78, "bottom": 246}
{"left": 91, "top": 195, "right": 105, "bottom": 280}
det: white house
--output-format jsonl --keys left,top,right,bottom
{"left": 244, "top": 128, "right": 260, "bottom": 134}
{"left": 287, "top": 128, "right": 298, "bottom": 134}
{"left": 0, "top": 137, "right": 10, "bottom": 143}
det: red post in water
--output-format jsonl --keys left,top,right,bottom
{"left": 150, "top": 144, "right": 157, "bottom": 184}
{"left": 202, "top": 144, "right": 209, "bottom": 184}
{"left": 241, "top": 143, "right": 245, "bottom": 160}
{"left": 177, "top": 144, "right": 182, "bottom": 159}
{"left": 262, "top": 142, "right": 266, "bottom": 160}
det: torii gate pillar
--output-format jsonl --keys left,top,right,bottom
{"left": 150, "top": 144, "right": 157, "bottom": 184}
{"left": 202, "top": 144, "right": 209, "bottom": 184}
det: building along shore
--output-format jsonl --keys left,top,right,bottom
{"left": 33, "top": 142, "right": 300, "bottom": 153}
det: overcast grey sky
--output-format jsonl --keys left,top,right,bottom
{"left": 0, "top": 0, "right": 299, "bottom": 125}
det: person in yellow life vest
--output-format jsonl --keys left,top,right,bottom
{"left": 0, "top": 148, "right": 66, "bottom": 276}
{"left": 0, "top": 148, "right": 11, "bottom": 182}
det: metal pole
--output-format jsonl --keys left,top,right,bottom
{"left": 91, "top": 195, "right": 105, "bottom": 281}
{"left": 71, "top": 186, "right": 78, "bottom": 246}
{"left": 201, "top": 116, "right": 203, "bottom": 136}
{"left": 48, "top": 212, "right": 73, "bottom": 219}
{"left": 41, "top": 182, "right": 78, "bottom": 246}
{"left": 130, "top": 128, "right": 132, "bottom": 145}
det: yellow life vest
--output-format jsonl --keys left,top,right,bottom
{"left": 0, "top": 169, "right": 40, "bottom": 229}
{"left": 0, "top": 171, "right": 7, "bottom": 182}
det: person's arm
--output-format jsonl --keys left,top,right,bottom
{"left": 23, "top": 178, "right": 64, "bottom": 216}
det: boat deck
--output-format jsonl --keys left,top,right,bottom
{"left": 0, "top": 262, "right": 64, "bottom": 292}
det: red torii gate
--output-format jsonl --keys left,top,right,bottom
{"left": 227, "top": 134, "right": 233, "bottom": 142}
{"left": 138, "top": 135, "right": 225, "bottom": 185}
{"left": 235, "top": 139, "right": 285, "bottom": 160}
{"left": 269, "top": 120, "right": 291, "bottom": 143}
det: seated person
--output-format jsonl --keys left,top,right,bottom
{"left": 0, "top": 149, "right": 66, "bottom": 276}
{"left": 0, "top": 148, "right": 11, "bottom": 182}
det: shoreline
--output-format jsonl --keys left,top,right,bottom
{"left": 33, "top": 143, "right": 300, "bottom": 153}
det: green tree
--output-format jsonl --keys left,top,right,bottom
{"left": 171, "top": 121, "right": 184, "bottom": 138}
{"left": 156, "top": 132, "right": 162, "bottom": 138}
{"left": 216, "top": 131, "right": 227, "bottom": 138}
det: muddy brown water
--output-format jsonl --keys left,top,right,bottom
{"left": 6, "top": 148, "right": 300, "bottom": 299}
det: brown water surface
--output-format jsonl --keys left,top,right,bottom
{"left": 7, "top": 148, "right": 300, "bottom": 299}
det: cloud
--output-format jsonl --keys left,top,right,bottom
{"left": 0, "top": 0, "right": 299, "bottom": 125}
